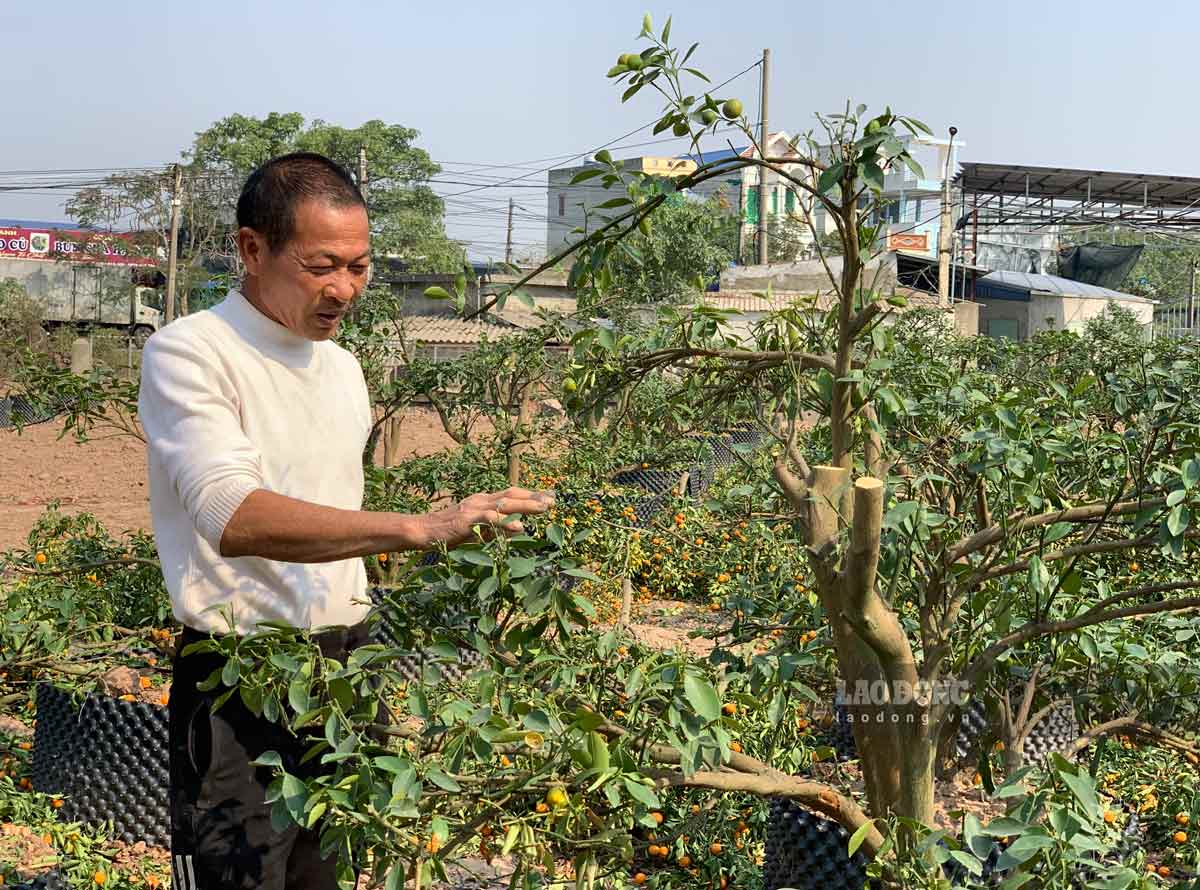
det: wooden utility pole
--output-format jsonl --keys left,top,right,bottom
{"left": 505, "top": 198, "right": 515, "bottom": 266}
{"left": 164, "top": 164, "right": 183, "bottom": 324}
{"left": 756, "top": 48, "right": 770, "bottom": 265}
{"left": 937, "top": 127, "right": 958, "bottom": 307}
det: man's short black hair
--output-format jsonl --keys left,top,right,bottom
{"left": 236, "top": 152, "right": 366, "bottom": 253}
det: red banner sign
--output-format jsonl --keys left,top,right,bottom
{"left": 0, "top": 226, "right": 157, "bottom": 266}
{"left": 887, "top": 232, "right": 929, "bottom": 252}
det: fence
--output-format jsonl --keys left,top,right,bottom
{"left": 1155, "top": 300, "right": 1200, "bottom": 340}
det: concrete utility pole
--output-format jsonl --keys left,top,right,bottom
{"left": 937, "top": 127, "right": 958, "bottom": 307}
{"left": 1188, "top": 260, "right": 1197, "bottom": 332}
{"left": 756, "top": 47, "right": 771, "bottom": 265}
{"left": 164, "top": 164, "right": 183, "bottom": 325}
{"left": 505, "top": 198, "right": 515, "bottom": 266}
{"left": 358, "top": 145, "right": 372, "bottom": 290}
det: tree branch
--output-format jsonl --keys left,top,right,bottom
{"left": 946, "top": 497, "right": 1166, "bottom": 564}
{"left": 965, "top": 592, "right": 1200, "bottom": 688}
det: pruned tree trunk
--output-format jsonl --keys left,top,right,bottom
{"left": 506, "top": 388, "right": 537, "bottom": 486}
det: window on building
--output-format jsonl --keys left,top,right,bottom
{"left": 558, "top": 194, "right": 566, "bottom": 216}
{"left": 771, "top": 189, "right": 778, "bottom": 215}
{"left": 785, "top": 189, "right": 796, "bottom": 214}
{"left": 745, "top": 189, "right": 759, "bottom": 224}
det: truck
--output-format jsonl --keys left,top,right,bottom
{"left": 0, "top": 220, "right": 164, "bottom": 345}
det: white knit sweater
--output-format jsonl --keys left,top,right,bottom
{"left": 138, "top": 290, "right": 372, "bottom": 635}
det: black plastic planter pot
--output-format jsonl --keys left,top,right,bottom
{"left": 6, "top": 868, "right": 69, "bottom": 890}
{"left": 32, "top": 683, "right": 170, "bottom": 847}
{"left": 763, "top": 798, "right": 868, "bottom": 890}
{"left": 365, "top": 587, "right": 482, "bottom": 683}
{"left": 1021, "top": 704, "right": 1080, "bottom": 763}
{"left": 610, "top": 468, "right": 680, "bottom": 495}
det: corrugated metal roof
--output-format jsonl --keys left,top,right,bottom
{"left": 980, "top": 269, "right": 1149, "bottom": 302}
{"left": 957, "top": 162, "right": 1200, "bottom": 207}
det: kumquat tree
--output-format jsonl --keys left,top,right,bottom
{"left": 4, "top": 13, "right": 1200, "bottom": 890}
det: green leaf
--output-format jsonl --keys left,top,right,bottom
{"left": 597, "top": 328, "right": 616, "bottom": 351}
{"left": 595, "top": 197, "right": 633, "bottom": 209}
{"left": 622, "top": 776, "right": 661, "bottom": 809}
{"left": 622, "top": 81, "right": 646, "bottom": 103}
{"left": 682, "top": 673, "right": 721, "bottom": 722}
{"left": 1059, "top": 770, "right": 1100, "bottom": 816}
{"left": 1078, "top": 632, "right": 1099, "bottom": 662}
{"left": 996, "top": 834, "right": 1055, "bottom": 869}
{"left": 570, "top": 168, "right": 605, "bottom": 185}
{"left": 424, "top": 286, "right": 451, "bottom": 300}
{"left": 1168, "top": 504, "right": 1191, "bottom": 537}
{"left": 594, "top": 149, "right": 613, "bottom": 165}
{"left": 642, "top": 12, "right": 653, "bottom": 36}
{"left": 1184, "top": 458, "right": 1200, "bottom": 490}
{"left": 660, "top": 16, "right": 671, "bottom": 43}
{"left": 506, "top": 556, "right": 536, "bottom": 578}
{"left": 374, "top": 756, "right": 411, "bottom": 774}
{"left": 884, "top": 500, "right": 920, "bottom": 530}
{"left": 859, "top": 160, "right": 885, "bottom": 192}
{"left": 427, "top": 768, "right": 461, "bottom": 792}
{"left": 847, "top": 819, "right": 876, "bottom": 857}
{"left": 281, "top": 773, "right": 308, "bottom": 821}
{"left": 818, "top": 163, "right": 843, "bottom": 194}
{"left": 251, "top": 750, "right": 284, "bottom": 768}
{"left": 456, "top": 549, "right": 494, "bottom": 567}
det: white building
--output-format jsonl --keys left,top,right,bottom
{"left": 545, "top": 155, "right": 696, "bottom": 256}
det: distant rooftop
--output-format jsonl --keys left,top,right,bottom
{"left": 675, "top": 147, "right": 750, "bottom": 164}
{"left": 0, "top": 218, "right": 93, "bottom": 230}
{"left": 980, "top": 269, "right": 1149, "bottom": 302}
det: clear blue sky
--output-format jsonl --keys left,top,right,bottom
{"left": 4, "top": 0, "right": 1197, "bottom": 259}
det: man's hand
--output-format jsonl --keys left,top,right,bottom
{"left": 425, "top": 486, "right": 556, "bottom": 549}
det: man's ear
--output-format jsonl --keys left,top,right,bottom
{"left": 237, "top": 227, "right": 268, "bottom": 276}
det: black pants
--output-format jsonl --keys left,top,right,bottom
{"left": 170, "top": 623, "right": 373, "bottom": 890}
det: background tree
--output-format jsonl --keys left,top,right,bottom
{"left": 67, "top": 112, "right": 462, "bottom": 321}
{"left": 598, "top": 194, "right": 736, "bottom": 312}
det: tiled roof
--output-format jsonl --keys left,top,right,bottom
{"left": 402, "top": 311, "right": 564, "bottom": 345}
{"left": 404, "top": 313, "right": 527, "bottom": 346}
{"left": 695, "top": 286, "right": 950, "bottom": 314}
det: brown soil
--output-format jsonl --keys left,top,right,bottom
{"left": 0, "top": 406, "right": 465, "bottom": 551}
{"left": 0, "top": 822, "right": 56, "bottom": 875}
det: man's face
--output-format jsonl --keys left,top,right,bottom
{"left": 238, "top": 199, "right": 370, "bottom": 341}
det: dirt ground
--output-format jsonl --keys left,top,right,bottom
{"left": 0, "top": 406, "right": 464, "bottom": 551}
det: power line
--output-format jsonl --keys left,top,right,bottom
{"left": 436, "top": 60, "right": 763, "bottom": 201}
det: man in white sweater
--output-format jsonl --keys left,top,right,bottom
{"left": 139, "top": 152, "right": 552, "bottom": 890}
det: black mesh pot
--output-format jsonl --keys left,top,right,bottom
{"left": 5, "top": 868, "right": 69, "bottom": 890}
{"left": 610, "top": 468, "right": 680, "bottom": 495}
{"left": 366, "top": 587, "right": 483, "bottom": 683}
{"left": 764, "top": 798, "right": 868, "bottom": 890}
{"left": 954, "top": 698, "right": 991, "bottom": 763}
{"left": 686, "top": 463, "right": 714, "bottom": 499}
{"left": 815, "top": 703, "right": 858, "bottom": 761}
{"left": 1022, "top": 705, "right": 1080, "bottom": 763}
{"left": 32, "top": 683, "right": 169, "bottom": 847}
